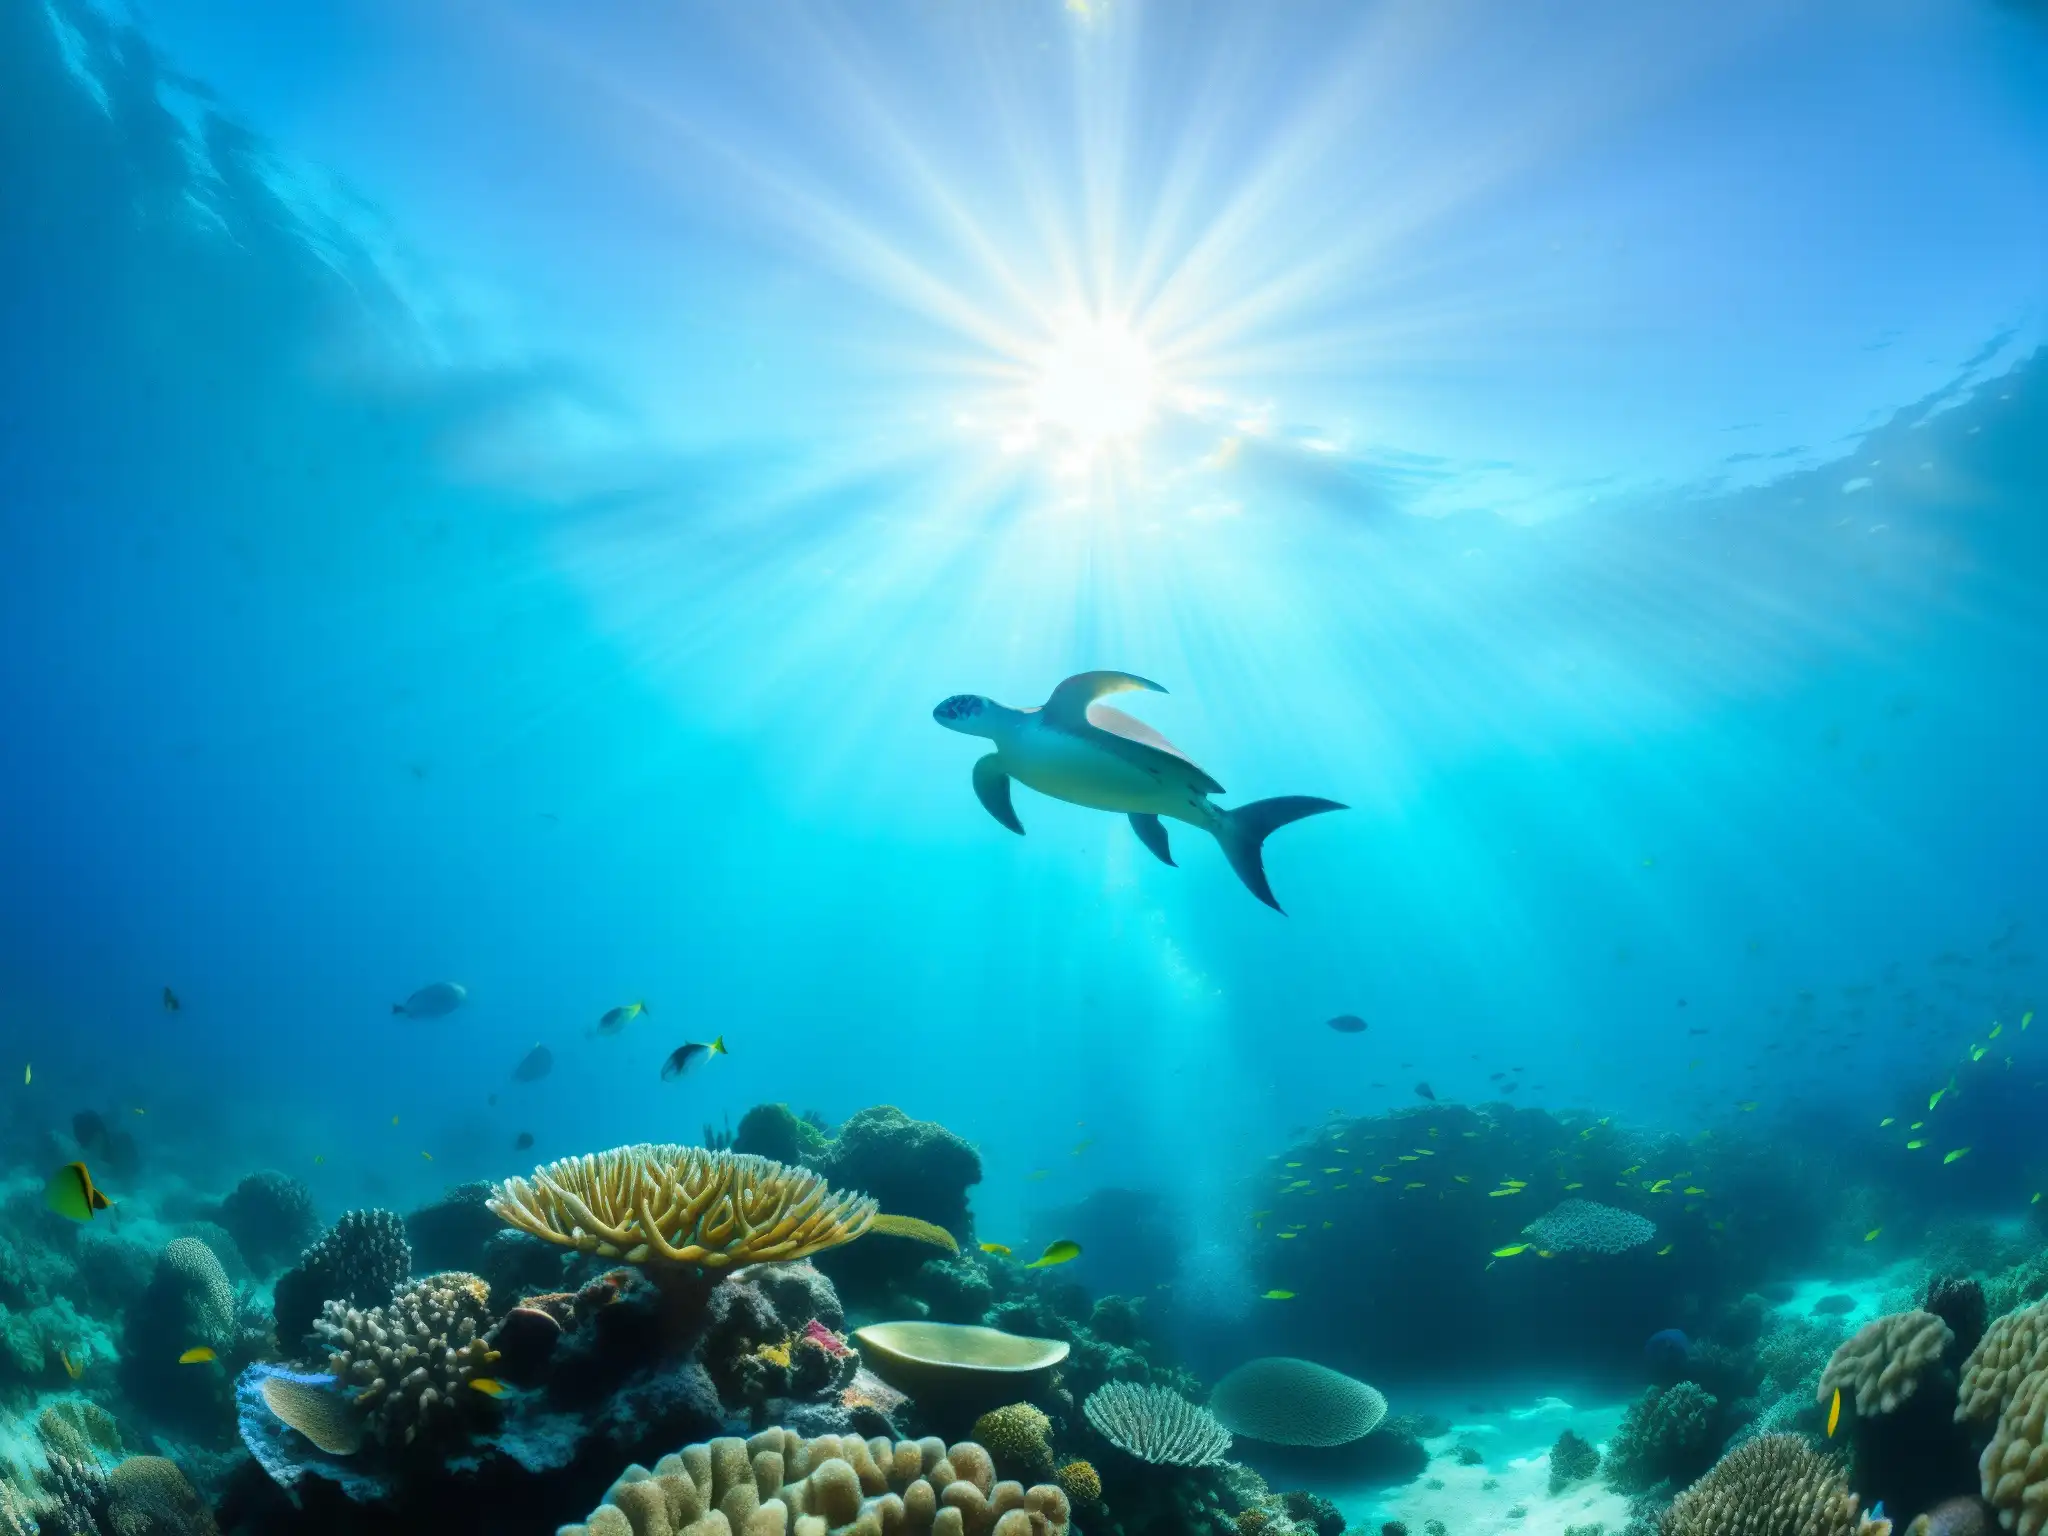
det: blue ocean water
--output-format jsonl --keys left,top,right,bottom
{"left": 1, "top": 2, "right": 2045, "bottom": 1533}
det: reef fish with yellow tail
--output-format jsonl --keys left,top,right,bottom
{"left": 1025, "top": 1239, "right": 1082, "bottom": 1269}
{"left": 661, "top": 1036, "right": 727, "bottom": 1080}
{"left": 45, "top": 1162, "right": 112, "bottom": 1221}
{"left": 594, "top": 1000, "right": 647, "bottom": 1036}
{"left": 933, "top": 672, "right": 1345, "bottom": 912}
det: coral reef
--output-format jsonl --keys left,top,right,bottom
{"left": 216, "top": 1172, "right": 318, "bottom": 1276}
{"left": 489, "top": 1146, "right": 880, "bottom": 1271}
{"left": 1981, "top": 1365, "right": 2048, "bottom": 1536}
{"left": 404, "top": 1182, "right": 505, "bottom": 1276}
{"left": 811, "top": 1108, "right": 983, "bottom": 1305}
{"left": 1820, "top": 1311, "right": 1954, "bottom": 1417}
{"left": 1550, "top": 1429, "right": 1600, "bottom": 1494}
{"left": 314, "top": 1270, "right": 499, "bottom": 1448}
{"left": 272, "top": 1209, "right": 411, "bottom": 1351}
{"left": 734, "top": 1103, "right": 832, "bottom": 1166}
{"left": 1082, "top": 1383, "right": 1233, "bottom": 1468}
{"left": 105, "top": 1455, "right": 220, "bottom": 1536}
{"left": 1958, "top": 1300, "right": 2048, "bottom": 1424}
{"left": 1927, "top": 1278, "right": 1989, "bottom": 1361}
{"left": 1054, "top": 1461, "right": 1100, "bottom": 1506}
{"left": 1208, "top": 1359, "right": 1387, "bottom": 1447}
{"left": 1604, "top": 1382, "right": 1722, "bottom": 1495}
{"left": 559, "top": 1428, "right": 1071, "bottom": 1536}
{"left": 973, "top": 1403, "right": 1056, "bottom": 1482}
{"left": 118, "top": 1236, "right": 256, "bottom": 1435}
{"left": 1658, "top": 1434, "right": 1888, "bottom": 1536}
{"left": 1523, "top": 1199, "right": 1658, "bottom": 1255}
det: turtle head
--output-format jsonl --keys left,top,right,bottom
{"left": 933, "top": 693, "right": 997, "bottom": 737}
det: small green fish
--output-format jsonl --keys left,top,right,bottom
{"left": 979, "top": 1243, "right": 1011, "bottom": 1257}
{"left": 1261, "top": 1289, "right": 1295, "bottom": 1300}
{"left": 1491, "top": 1244, "right": 1530, "bottom": 1258}
{"left": 1944, "top": 1147, "right": 1971, "bottom": 1165}
{"left": 1025, "top": 1240, "right": 1082, "bottom": 1269}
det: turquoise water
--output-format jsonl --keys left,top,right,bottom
{"left": 2, "top": 3, "right": 2045, "bottom": 1534}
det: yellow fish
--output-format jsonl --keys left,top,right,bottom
{"left": 1277, "top": 1232, "right": 1298, "bottom": 1240}
{"left": 1944, "top": 1148, "right": 1971, "bottom": 1165}
{"left": 45, "top": 1162, "right": 112, "bottom": 1222}
{"left": 1322, "top": 1168, "right": 1341, "bottom": 1174}
{"left": 468, "top": 1377, "right": 506, "bottom": 1396}
{"left": 421, "top": 1151, "right": 433, "bottom": 1161}
{"left": 1865, "top": 1228, "right": 1882, "bottom": 1242}
{"left": 1025, "top": 1240, "right": 1082, "bottom": 1269}
{"left": 1261, "top": 1290, "right": 1295, "bottom": 1301}
{"left": 1487, "top": 1189, "right": 1521, "bottom": 1197}
{"left": 2023, "top": 1011, "right": 2034, "bottom": 1029}
{"left": 57, "top": 1347, "right": 83, "bottom": 1381}
{"left": 979, "top": 1243, "right": 1012, "bottom": 1257}
{"left": 1930, "top": 1081, "right": 1952, "bottom": 1110}
{"left": 1620, "top": 1165, "right": 1641, "bottom": 1175}
{"left": 1649, "top": 1180, "right": 1671, "bottom": 1193}
{"left": 1827, "top": 1387, "right": 1841, "bottom": 1438}
{"left": 1970, "top": 1046, "right": 1987, "bottom": 1062}
{"left": 1684, "top": 1187, "right": 1707, "bottom": 1196}
{"left": 1991, "top": 1023, "right": 2004, "bottom": 1039}
{"left": 1371, "top": 1175, "right": 1392, "bottom": 1184}
{"left": 178, "top": 1347, "right": 216, "bottom": 1365}
{"left": 1404, "top": 1181, "right": 1426, "bottom": 1190}
{"left": 2033, "top": 1193, "right": 2043, "bottom": 1205}
{"left": 1285, "top": 1162, "right": 1302, "bottom": 1169}
{"left": 1911, "top": 1121, "right": 1925, "bottom": 1130}
{"left": 1879, "top": 1117, "right": 1895, "bottom": 1127}
{"left": 1907, "top": 1140, "right": 1926, "bottom": 1149}
{"left": 1656, "top": 1244, "right": 1673, "bottom": 1256}
{"left": 1492, "top": 1244, "right": 1530, "bottom": 1258}
{"left": 1454, "top": 1175, "right": 1471, "bottom": 1184}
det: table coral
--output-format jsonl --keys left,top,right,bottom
{"left": 315, "top": 1270, "right": 499, "bottom": 1447}
{"left": 1820, "top": 1310, "right": 1954, "bottom": 1417}
{"left": 560, "top": 1428, "right": 1071, "bottom": 1536}
{"left": 489, "top": 1146, "right": 880, "bottom": 1271}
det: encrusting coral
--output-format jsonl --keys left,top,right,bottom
{"left": 1082, "top": 1382, "right": 1234, "bottom": 1468}
{"left": 1207, "top": 1358, "right": 1387, "bottom": 1448}
{"left": 314, "top": 1270, "right": 499, "bottom": 1447}
{"left": 488, "top": 1146, "right": 880, "bottom": 1271}
{"left": 1658, "top": 1433, "right": 1890, "bottom": 1536}
{"left": 559, "top": 1428, "right": 1071, "bottom": 1536}
{"left": 1819, "top": 1310, "right": 1954, "bottom": 1417}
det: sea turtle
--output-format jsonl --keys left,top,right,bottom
{"left": 933, "top": 670, "right": 1344, "bottom": 912}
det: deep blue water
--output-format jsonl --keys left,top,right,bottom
{"left": 1, "top": 3, "right": 2046, "bottom": 1530}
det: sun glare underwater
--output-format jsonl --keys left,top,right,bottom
{"left": 1, "top": 0, "right": 2046, "bottom": 1533}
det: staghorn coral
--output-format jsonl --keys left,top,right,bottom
{"left": 1605, "top": 1382, "right": 1721, "bottom": 1495}
{"left": 1208, "top": 1358, "right": 1387, "bottom": 1447}
{"left": 973, "top": 1402, "right": 1055, "bottom": 1482}
{"left": 1055, "top": 1461, "right": 1100, "bottom": 1506}
{"left": 1959, "top": 1301, "right": 2048, "bottom": 1425}
{"left": 35, "top": 1457, "right": 110, "bottom": 1536}
{"left": 1819, "top": 1310, "right": 1954, "bottom": 1417}
{"left": 489, "top": 1146, "right": 880, "bottom": 1271}
{"left": 273, "top": 1209, "right": 411, "bottom": 1350}
{"left": 1084, "top": 1381, "right": 1234, "bottom": 1467}
{"left": 315, "top": 1270, "right": 498, "bottom": 1447}
{"left": 217, "top": 1171, "right": 318, "bottom": 1275}
{"left": 1981, "top": 1365, "right": 2048, "bottom": 1536}
{"left": 1658, "top": 1433, "right": 1889, "bottom": 1536}
{"left": 105, "top": 1455, "right": 220, "bottom": 1536}
{"left": 559, "top": 1428, "right": 1071, "bottom": 1536}
{"left": 1522, "top": 1199, "right": 1657, "bottom": 1256}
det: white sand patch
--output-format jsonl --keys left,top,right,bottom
{"left": 1330, "top": 1392, "right": 1637, "bottom": 1535}
{"left": 1765, "top": 1264, "right": 1921, "bottom": 1331}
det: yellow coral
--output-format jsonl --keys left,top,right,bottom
{"left": 972, "top": 1402, "right": 1055, "bottom": 1482}
{"left": 488, "top": 1145, "right": 879, "bottom": 1270}
{"left": 1056, "top": 1460, "right": 1102, "bottom": 1504}
{"left": 756, "top": 1338, "right": 793, "bottom": 1369}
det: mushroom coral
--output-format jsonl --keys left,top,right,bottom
{"left": 488, "top": 1146, "right": 880, "bottom": 1272}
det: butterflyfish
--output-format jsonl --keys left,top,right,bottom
{"left": 45, "top": 1162, "right": 111, "bottom": 1222}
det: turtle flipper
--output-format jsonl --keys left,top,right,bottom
{"left": 972, "top": 754, "right": 1024, "bottom": 835}
{"left": 1044, "top": 670, "right": 1166, "bottom": 729}
{"left": 1129, "top": 813, "right": 1175, "bottom": 866}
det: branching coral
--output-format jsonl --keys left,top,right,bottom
{"left": 1208, "top": 1358, "right": 1387, "bottom": 1447}
{"left": 1522, "top": 1199, "right": 1657, "bottom": 1256}
{"left": 273, "top": 1209, "right": 411, "bottom": 1349}
{"left": 489, "top": 1146, "right": 880, "bottom": 1271}
{"left": 560, "top": 1428, "right": 1071, "bottom": 1536}
{"left": 1549, "top": 1429, "right": 1600, "bottom": 1494}
{"left": 1605, "top": 1382, "right": 1721, "bottom": 1494}
{"left": 1083, "top": 1381, "right": 1233, "bottom": 1467}
{"left": 1659, "top": 1434, "right": 1890, "bottom": 1536}
{"left": 1819, "top": 1310, "right": 1954, "bottom": 1417}
{"left": 315, "top": 1271, "right": 498, "bottom": 1447}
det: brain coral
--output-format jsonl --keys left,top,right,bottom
{"left": 1660, "top": 1433, "right": 1890, "bottom": 1536}
{"left": 1959, "top": 1301, "right": 2048, "bottom": 1425}
{"left": 1209, "top": 1358, "right": 1387, "bottom": 1448}
{"left": 273, "top": 1209, "right": 411, "bottom": 1349}
{"left": 1982, "top": 1365, "right": 2048, "bottom": 1536}
{"left": 156, "top": 1238, "right": 238, "bottom": 1353}
{"left": 218, "top": 1171, "right": 319, "bottom": 1275}
{"left": 1820, "top": 1310, "right": 1954, "bottom": 1417}
{"left": 489, "top": 1146, "right": 879, "bottom": 1271}
{"left": 1522, "top": 1199, "right": 1656, "bottom": 1256}
{"left": 559, "top": 1428, "right": 1071, "bottom": 1536}
{"left": 1084, "top": 1382, "right": 1234, "bottom": 1467}
{"left": 315, "top": 1271, "right": 498, "bottom": 1447}
{"left": 973, "top": 1402, "right": 1055, "bottom": 1482}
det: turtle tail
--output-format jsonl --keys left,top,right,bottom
{"left": 1214, "top": 796, "right": 1346, "bottom": 912}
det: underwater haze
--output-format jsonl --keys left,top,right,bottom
{"left": 2, "top": 1, "right": 2046, "bottom": 1533}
